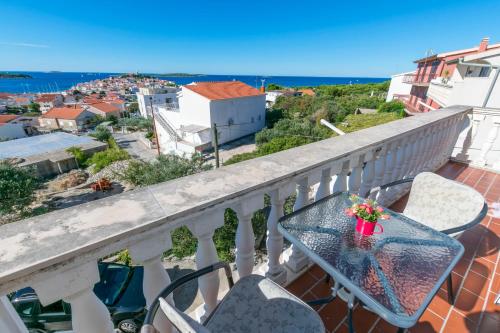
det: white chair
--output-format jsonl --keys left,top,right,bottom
{"left": 366, "top": 171, "right": 488, "bottom": 303}
{"left": 140, "top": 262, "right": 325, "bottom": 333}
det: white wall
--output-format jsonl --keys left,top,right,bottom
{"left": 137, "top": 90, "right": 179, "bottom": 118}
{"left": 0, "top": 123, "right": 27, "bottom": 140}
{"left": 210, "top": 95, "right": 266, "bottom": 144}
{"left": 386, "top": 72, "right": 413, "bottom": 102}
{"left": 178, "top": 88, "right": 212, "bottom": 127}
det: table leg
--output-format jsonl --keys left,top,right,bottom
{"left": 447, "top": 274, "right": 454, "bottom": 304}
{"left": 347, "top": 307, "right": 354, "bottom": 333}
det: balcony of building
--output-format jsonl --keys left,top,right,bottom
{"left": 402, "top": 74, "right": 438, "bottom": 86}
{"left": 0, "top": 105, "right": 499, "bottom": 333}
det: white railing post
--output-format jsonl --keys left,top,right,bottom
{"left": 332, "top": 161, "right": 350, "bottom": 194}
{"left": 478, "top": 116, "right": 500, "bottom": 167}
{"left": 235, "top": 195, "right": 263, "bottom": 278}
{"left": 372, "top": 146, "right": 388, "bottom": 200}
{"left": 129, "top": 232, "right": 174, "bottom": 333}
{"left": 348, "top": 155, "right": 365, "bottom": 195}
{"left": 0, "top": 296, "right": 28, "bottom": 333}
{"left": 32, "top": 261, "right": 114, "bottom": 333}
{"left": 187, "top": 210, "right": 224, "bottom": 319}
{"left": 316, "top": 167, "right": 332, "bottom": 200}
{"left": 285, "top": 177, "right": 310, "bottom": 272}
{"left": 359, "top": 151, "right": 377, "bottom": 198}
{"left": 264, "top": 183, "right": 294, "bottom": 284}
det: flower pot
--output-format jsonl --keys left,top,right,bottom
{"left": 355, "top": 217, "right": 383, "bottom": 236}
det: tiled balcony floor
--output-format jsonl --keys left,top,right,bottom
{"left": 286, "top": 162, "right": 500, "bottom": 333}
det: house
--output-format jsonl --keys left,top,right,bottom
{"left": 385, "top": 71, "right": 415, "bottom": 102}
{"left": 0, "top": 114, "right": 27, "bottom": 140}
{"left": 427, "top": 47, "right": 500, "bottom": 109}
{"left": 298, "top": 88, "right": 315, "bottom": 96}
{"left": 401, "top": 37, "right": 500, "bottom": 113}
{"left": 39, "top": 106, "right": 96, "bottom": 132}
{"left": 87, "top": 102, "right": 122, "bottom": 119}
{"left": 34, "top": 94, "right": 64, "bottom": 113}
{"left": 265, "top": 90, "right": 299, "bottom": 108}
{"left": 154, "top": 81, "right": 266, "bottom": 156}
{"left": 136, "top": 87, "right": 180, "bottom": 118}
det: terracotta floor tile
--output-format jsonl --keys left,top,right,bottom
{"left": 371, "top": 319, "right": 399, "bottom": 333}
{"left": 454, "top": 288, "right": 486, "bottom": 320}
{"left": 462, "top": 270, "right": 489, "bottom": 299}
{"left": 441, "top": 310, "right": 477, "bottom": 333}
{"left": 302, "top": 291, "right": 325, "bottom": 311}
{"left": 309, "top": 264, "right": 327, "bottom": 280}
{"left": 492, "top": 273, "right": 500, "bottom": 291}
{"left": 477, "top": 314, "right": 500, "bottom": 332}
{"left": 317, "top": 297, "right": 348, "bottom": 332}
{"left": 453, "top": 257, "right": 471, "bottom": 277}
{"left": 350, "top": 305, "right": 379, "bottom": 333}
{"left": 440, "top": 272, "right": 463, "bottom": 296}
{"left": 484, "top": 291, "right": 500, "bottom": 318}
{"left": 287, "top": 271, "right": 317, "bottom": 297}
{"left": 489, "top": 221, "right": 500, "bottom": 235}
{"left": 311, "top": 277, "right": 333, "bottom": 298}
{"left": 332, "top": 323, "right": 350, "bottom": 333}
{"left": 428, "top": 289, "right": 453, "bottom": 319}
{"left": 470, "top": 257, "right": 495, "bottom": 279}
{"left": 410, "top": 309, "right": 444, "bottom": 333}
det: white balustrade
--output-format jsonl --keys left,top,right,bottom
{"left": 0, "top": 106, "right": 472, "bottom": 332}
{"left": 187, "top": 209, "right": 224, "bottom": 319}
{"left": 129, "top": 233, "right": 174, "bottom": 333}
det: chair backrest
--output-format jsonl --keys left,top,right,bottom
{"left": 158, "top": 297, "right": 210, "bottom": 333}
{"left": 403, "top": 172, "right": 485, "bottom": 235}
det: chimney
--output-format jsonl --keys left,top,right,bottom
{"left": 260, "top": 79, "right": 265, "bottom": 93}
{"left": 479, "top": 37, "right": 490, "bottom": 52}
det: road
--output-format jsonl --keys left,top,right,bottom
{"left": 113, "top": 132, "right": 157, "bottom": 162}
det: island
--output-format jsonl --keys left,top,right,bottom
{"left": 0, "top": 73, "right": 32, "bottom": 79}
{"left": 157, "top": 73, "right": 204, "bottom": 77}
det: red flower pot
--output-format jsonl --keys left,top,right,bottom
{"left": 355, "top": 217, "right": 384, "bottom": 236}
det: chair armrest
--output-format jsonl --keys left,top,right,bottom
{"left": 363, "top": 177, "right": 415, "bottom": 198}
{"left": 142, "top": 262, "right": 234, "bottom": 329}
{"left": 441, "top": 202, "right": 488, "bottom": 235}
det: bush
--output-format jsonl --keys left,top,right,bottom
{"left": 66, "top": 147, "right": 90, "bottom": 168}
{"left": 0, "top": 162, "right": 40, "bottom": 215}
{"left": 337, "top": 113, "right": 404, "bottom": 133}
{"left": 118, "top": 117, "right": 153, "bottom": 131}
{"left": 88, "top": 148, "right": 130, "bottom": 173}
{"left": 91, "top": 125, "right": 112, "bottom": 142}
{"left": 378, "top": 100, "right": 405, "bottom": 116}
{"left": 266, "top": 83, "right": 285, "bottom": 90}
{"left": 119, "top": 153, "right": 211, "bottom": 186}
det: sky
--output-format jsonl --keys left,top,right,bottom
{"left": 1, "top": 0, "right": 500, "bottom": 77}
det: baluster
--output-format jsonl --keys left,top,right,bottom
{"left": 235, "top": 195, "right": 263, "bottom": 278}
{"left": 332, "top": 161, "right": 350, "bottom": 193}
{"left": 0, "top": 295, "right": 29, "bottom": 333}
{"left": 423, "top": 125, "right": 439, "bottom": 171}
{"left": 129, "top": 233, "right": 174, "bottom": 333}
{"left": 380, "top": 142, "right": 398, "bottom": 205}
{"left": 348, "top": 155, "right": 365, "bottom": 195}
{"left": 372, "top": 147, "right": 388, "bottom": 201}
{"left": 187, "top": 210, "right": 224, "bottom": 319}
{"left": 358, "top": 152, "right": 376, "bottom": 198}
{"left": 285, "top": 177, "right": 310, "bottom": 272}
{"left": 264, "top": 184, "right": 294, "bottom": 284}
{"left": 409, "top": 132, "right": 425, "bottom": 177}
{"left": 316, "top": 167, "right": 332, "bottom": 200}
{"left": 478, "top": 116, "right": 500, "bottom": 166}
{"left": 32, "top": 261, "right": 114, "bottom": 333}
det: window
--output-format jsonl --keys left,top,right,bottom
{"left": 479, "top": 67, "right": 491, "bottom": 77}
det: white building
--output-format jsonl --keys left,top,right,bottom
{"left": 385, "top": 71, "right": 414, "bottom": 102}
{"left": 34, "top": 94, "right": 64, "bottom": 113}
{"left": 427, "top": 48, "right": 500, "bottom": 109}
{"left": 136, "top": 87, "right": 179, "bottom": 118}
{"left": 154, "top": 81, "right": 266, "bottom": 156}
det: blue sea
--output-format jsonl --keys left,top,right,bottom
{"left": 0, "top": 71, "right": 388, "bottom": 94}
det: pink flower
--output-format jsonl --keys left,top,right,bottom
{"left": 345, "top": 208, "right": 355, "bottom": 217}
{"left": 376, "top": 206, "right": 384, "bottom": 213}
{"left": 380, "top": 214, "right": 390, "bottom": 220}
{"left": 365, "top": 206, "right": 374, "bottom": 214}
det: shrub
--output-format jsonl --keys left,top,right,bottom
{"left": 0, "top": 162, "right": 40, "bottom": 215}
{"left": 91, "top": 125, "right": 112, "bottom": 142}
{"left": 378, "top": 100, "right": 405, "bottom": 116}
{"left": 66, "top": 147, "right": 90, "bottom": 168}
{"left": 337, "top": 112, "right": 404, "bottom": 133}
{"left": 88, "top": 148, "right": 129, "bottom": 173}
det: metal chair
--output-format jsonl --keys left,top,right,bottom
{"left": 365, "top": 171, "right": 488, "bottom": 303}
{"left": 140, "top": 262, "right": 325, "bottom": 333}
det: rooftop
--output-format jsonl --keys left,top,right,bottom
{"left": 41, "top": 106, "right": 86, "bottom": 120}
{"left": 0, "top": 132, "right": 97, "bottom": 159}
{"left": 89, "top": 102, "right": 120, "bottom": 113}
{"left": 0, "top": 114, "right": 18, "bottom": 124}
{"left": 184, "top": 81, "right": 264, "bottom": 100}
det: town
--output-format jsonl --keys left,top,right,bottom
{"left": 0, "top": 3, "right": 499, "bottom": 331}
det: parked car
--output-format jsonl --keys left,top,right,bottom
{"left": 9, "top": 262, "right": 146, "bottom": 333}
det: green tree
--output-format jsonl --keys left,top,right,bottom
{"left": 378, "top": 100, "right": 405, "bottom": 116}
{"left": 66, "top": 147, "right": 90, "bottom": 168}
{"left": 0, "top": 162, "right": 40, "bottom": 215}
{"left": 27, "top": 102, "right": 41, "bottom": 114}
{"left": 91, "top": 125, "right": 112, "bottom": 142}
{"left": 127, "top": 102, "right": 139, "bottom": 114}
{"left": 88, "top": 148, "right": 129, "bottom": 173}
{"left": 266, "top": 83, "right": 285, "bottom": 90}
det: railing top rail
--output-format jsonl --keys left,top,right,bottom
{"left": 0, "top": 106, "right": 471, "bottom": 294}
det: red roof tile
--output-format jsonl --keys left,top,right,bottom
{"left": 42, "top": 106, "right": 86, "bottom": 120}
{"left": 183, "top": 81, "right": 264, "bottom": 100}
{"left": 35, "top": 94, "right": 60, "bottom": 103}
{"left": 0, "top": 114, "right": 18, "bottom": 123}
{"left": 90, "top": 102, "right": 120, "bottom": 113}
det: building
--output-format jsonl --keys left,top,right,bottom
{"left": 0, "top": 115, "right": 26, "bottom": 140}
{"left": 427, "top": 47, "right": 500, "bottom": 109}
{"left": 34, "top": 94, "right": 64, "bottom": 113}
{"left": 136, "top": 87, "right": 179, "bottom": 118}
{"left": 402, "top": 38, "right": 500, "bottom": 113}
{"left": 265, "top": 90, "right": 299, "bottom": 108}
{"left": 0, "top": 132, "right": 107, "bottom": 176}
{"left": 385, "top": 71, "right": 415, "bottom": 102}
{"left": 39, "top": 106, "right": 96, "bottom": 132}
{"left": 87, "top": 102, "right": 122, "bottom": 119}
{"left": 155, "top": 81, "right": 266, "bottom": 156}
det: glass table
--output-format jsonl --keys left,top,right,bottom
{"left": 278, "top": 192, "right": 464, "bottom": 332}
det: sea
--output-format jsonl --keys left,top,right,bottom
{"left": 0, "top": 71, "right": 388, "bottom": 94}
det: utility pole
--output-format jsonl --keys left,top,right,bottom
{"left": 150, "top": 96, "right": 161, "bottom": 156}
{"left": 212, "top": 123, "right": 220, "bottom": 168}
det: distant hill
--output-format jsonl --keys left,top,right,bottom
{"left": 157, "top": 73, "right": 204, "bottom": 77}
{"left": 0, "top": 73, "right": 32, "bottom": 79}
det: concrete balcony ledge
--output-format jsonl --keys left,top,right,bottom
{"left": 0, "top": 105, "right": 472, "bottom": 296}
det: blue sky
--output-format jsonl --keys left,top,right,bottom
{"left": 1, "top": 0, "right": 500, "bottom": 77}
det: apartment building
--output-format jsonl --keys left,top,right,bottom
{"left": 136, "top": 86, "right": 179, "bottom": 118}
{"left": 34, "top": 94, "right": 64, "bottom": 113}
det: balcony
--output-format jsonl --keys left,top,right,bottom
{"left": 0, "top": 105, "right": 498, "bottom": 333}
{"left": 402, "top": 74, "right": 438, "bottom": 86}
{"left": 427, "top": 80, "right": 453, "bottom": 107}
